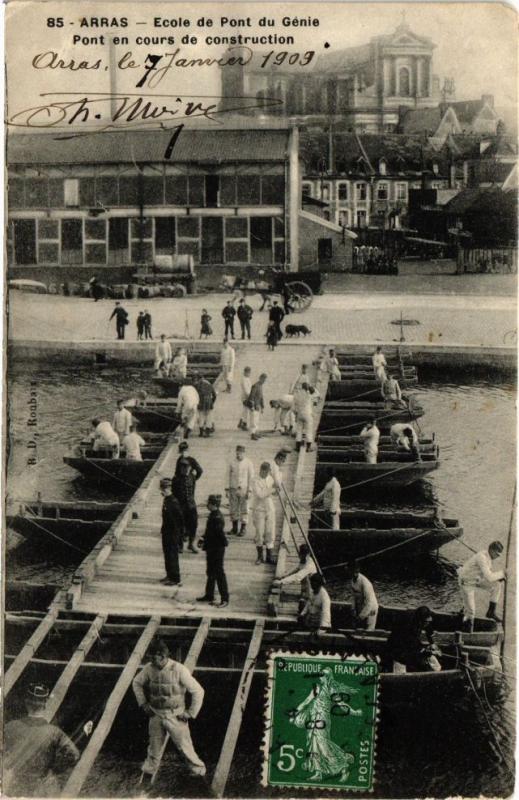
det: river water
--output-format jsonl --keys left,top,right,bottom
{"left": 5, "top": 365, "right": 516, "bottom": 797}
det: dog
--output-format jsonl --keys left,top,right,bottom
{"left": 285, "top": 324, "right": 312, "bottom": 337}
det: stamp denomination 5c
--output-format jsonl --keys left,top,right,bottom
{"left": 263, "top": 652, "right": 379, "bottom": 791}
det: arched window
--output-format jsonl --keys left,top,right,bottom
{"left": 399, "top": 67, "right": 410, "bottom": 97}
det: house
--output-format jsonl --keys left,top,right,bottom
{"left": 299, "top": 131, "right": 453, "bottom": 229}
{"left": 447, "top": 95, "right": 501, "bottom": 135}
{"left": 398, "top": 104, "right": 461, "bottom": 147}
{"left": 7, "top": 123, "right": 355, "bottom": 279}
{"left": 220, "top": 22, "right": 447, "bottom": 133}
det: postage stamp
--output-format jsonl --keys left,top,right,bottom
{"left": 263, "top": 651, "right": 379, "bottom": 791}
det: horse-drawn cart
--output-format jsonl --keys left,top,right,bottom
{"left": 221, "top": 268, "right": 325, "bottom": 312}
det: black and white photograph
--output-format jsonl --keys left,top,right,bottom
{"left": 2, "top": 1, "right": 517, "bottom": 798}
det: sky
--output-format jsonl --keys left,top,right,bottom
{"left": 4, "top": 0, "right": 517, "bottom": 131}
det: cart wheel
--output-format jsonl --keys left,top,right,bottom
{"left": 286, "top": 281, "right": 313, "bottom": 312}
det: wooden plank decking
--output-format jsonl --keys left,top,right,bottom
{"left": 59, "top": 344, "right": 321, "bottom": 620}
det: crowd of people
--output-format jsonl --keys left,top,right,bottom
{"left": 107, "top": 297, "right": 291, "bottom": 344}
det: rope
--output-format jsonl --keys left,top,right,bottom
{"left": 321, "top": 527, "right": 442, "bottom": 570}
{"left": 12, "top": 515, "right": 89, "bottom": 556}
{"left": 279, "top": 483, "right": 323, "bottom": 579}
{"left": 318, "top": 405, "right": 421, "bottom": 436}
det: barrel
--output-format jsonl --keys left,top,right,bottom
{"left": 154, "top": 254, "right": 194, "bottom": 274}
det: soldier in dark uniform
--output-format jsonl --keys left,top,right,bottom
{"left": 4, "top": 683, "right": 79, "bottom": 797}
{"left": 269, "top": 300, "right": 285, "bottom": 340}
{"left": 159, "top": 477, "right": 184, "bottom": 585}
{"left": 109, "top": 301, "right": 129, "bottom": 340}
{"left": 143, "top": 309, "right": 153, "bottom": 340}
{"left": 196, "top": 494, "right": 229, "bottom": 608}
{"left": 221, "top": 301, "right": 236, "bottom": 339}
{"left": 237, "top": 298, "right": 253, "bottom": 340}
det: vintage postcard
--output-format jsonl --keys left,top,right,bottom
{"left": 2, "top": 1, "right": 516, "bottom": 798}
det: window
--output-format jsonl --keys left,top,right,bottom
{"left": 37, "top": 219, "right": 60, "bottom": 264}
{"left": 205, "top": 175, "right": 219, "bottom": 208}
{"left": 165, "top": 176, "right": 188, "bottom": 205}
{"left": 119, "top": 176, "right": 140, "bottom": 206}
{"left": 8, "top": 179, "right": 25, "bottom": 209}
{"left": 79, "top": 178, "right": 96, "bottom": 207}
{"left": 237, "top": 175, "right": 260, "bottom": 205}
{"left": 220, "top": 175, "right": 236, "bottom": 206}
{"left": 337, "top": 182, "right": 348, "bottom": 202}
{"left": 320, "top": 183, "right": 330, "bottom": 202}
{"left": 64, "top": 179, "right": 79, "bottom": 207}
{"left": 261, "top": 175, "right": 284, "bottom": 205}
{"left": 399, "top": 67, "right": 410, "bottom": 97}
{"left": 142, "top": 176, "right": 164, "bottom": 205}
{"left": 377, "top": 183, "right": 388, "bottom": 201}
{"left": 318, "top": 238, "right": 333, "bottom": 264}
{"left": 109, "top": 218, "right": 129, "bottom": 265}
{"left": 177, "top": 217, "right": 199, "bottom": 238}
{"left": 396, "top": 183, "right": 407, "bottom": 201}
{"left": 356, "top": 210, "right": 367, "bottom": 228}
{"left": 338, "top": 210, "right": 350, "bottom": 227}
{"left": 225, "top": 218, "right": 248, "bottom": 238}
{"left": 302, "top": 182, "right": 312, "bottom": 199}
{"left": 97, "top": 176, "right": 119, "bottom": 206}
{"left": 14, "top": 219, "right": 37, "bottom": 264}
{"left": 188, "top": 176, "right": 205, "bottom": 206}
{"left": 61, "top": 218, "right": 83, "bottom": 264}
{"left": 356, "top": 183, "right": 367, "bottom": 201}
{"left": 379, "top": 159, "right": 387, "bottom": 176}
{"left": 432, "top": 162, "right": 439, "bottom": 175}
{"left": 26, "top": 179, "right": 49, "bottom": 208}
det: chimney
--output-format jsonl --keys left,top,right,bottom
{"left": 481, "top": 94, "right": 494, "bottom": 109}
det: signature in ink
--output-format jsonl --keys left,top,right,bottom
{"left": 7, "top": 92, "right": 282, "bottom": 131}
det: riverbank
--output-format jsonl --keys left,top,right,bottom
{"left": 8, "top": 290, "right": 516, "bottom": 368}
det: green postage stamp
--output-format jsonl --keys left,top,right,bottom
{"left": 263, "top": 652, "right": 379, "bottom": 791}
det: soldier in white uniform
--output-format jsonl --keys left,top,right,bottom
{"left": 90, "top": 418, "right": 120, "bottom": 458}
{"left": 176, "top": 384, "right": 200, "bottom": 439}
{"left": 372, "top": 346, "right": 387, "bottom": 383}
{"left": 215, "top": 338, "right": 236, "bottom": 393}
{"left": 294, "top": 383, "right": 316, "bottom": 452}
{"left": 312, "top": 467, "right": 341, "bottom": 530}
{"left": 227, "top": 444, "right": 254, "bottom": 536}
{"left": 270, "top": 394, "right": 295, "bottom": 434}
{"left": 122, "top": 425, "right": 146, "bottom": 461}
{"left": 238, "top": 366, "right": 252, "bottom": 431}
{"left": 251, "top": 462, "right": 276, "bottom": 565}
{"left": 360, "top": 418, "right": 380, "bottom": 464}
{"left": 133, "top": 639, "right": 205, "bottom": 785}
{"left": 171, "top": 348, "right": 188, "bottom": 380}
{"left": 155, "top": 335, "right": 172, "bottom": 374}
{"left": 112, "top": 399, "right": 133, "bottom": 442}
{"left": 301, "top": 573, "right": 331, "bottom": 633}
{"left": 347, "top": 561, "right": 379, "bottom": 630}
{"left": 458, "top": 541, "right": 506, "bottom": 631}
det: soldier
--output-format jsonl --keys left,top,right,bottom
{"left": 268, "top": 300, "right": 285, "bottom": 339}
{"left": 196, "top": 494, "right": 230, "bottom": 608}
{"left": 143, "top": 309, "right": 153, "bottom": 340}
{"left": 4, "top": 683, "right": 79, "bottom": 797}
{"left": 133, "top": 638, "right": 206, "bottom": 787}
{"left": 159, "top": 477, "right": 184, "bottom": 585}
{"left": 227, "top": 444, "right": 254, "bottom": 536}
{"left": 112, "top": 398, "right": 133, "bottom": 443}
{"left": 109, "top": 301, "right": 129, "bottom": 340}
{"left": 222, "top": 300, "right": 236, "bottom": 339}
{"left": 237, "top": 298, "right": 253, "bottom": 340}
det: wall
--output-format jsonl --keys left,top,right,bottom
{"left": 298, "top": 214, "right": 352, "bottom": 272}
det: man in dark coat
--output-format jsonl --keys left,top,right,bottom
{"left": 172, "top": 458, "right": 199, "bottom": 553}
{"left": 4, "top": 683, "right": 79, "bottom": 797}
{"left": 159, "top": 477, "right": 184, "bottom": 585}
{"left": 143, "top": 309, "right": 153, "bottom": 340}
{"left": 176, "top": 440, "right": 204, "bottom": 479}
{"left": 196, "top": 494, "right": 229, "bottom": 608}
{"left": 237, "top": 298, "right": 253, "bottom": 340}
{"left": 222, "top": 301, "right": 236, "bottom": 339}
{"left": 196, "top": 377, "right": 217, "bottom": 436}
{"left": 109, "top": 301, "right": 129, "bottom": 340}
{"left": 269, "top": 300, "right": 285, "bottom": 340}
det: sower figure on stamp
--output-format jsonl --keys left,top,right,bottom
{"left": 458, "top": 540, "right": 506, "bottom": 631}
{"left": 196, "top": 494, "right": 229, "bottom": 608}
{"left": 132, "top": 638, "right": 206, "bottom": 789}
{"left": 288, "top": 667, "right": 361, "bottom": 782}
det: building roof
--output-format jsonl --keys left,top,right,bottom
{"left": 399, "top": 107, "right": 445, "bottom": 136}
{"left": 299, "top": 209, "right": 357, "bottom": 237}
{"left": 445, "top": 186, "right": 518, "bottom": 215}
{"left": 446, "top": 99, "right": 496, "bottom": 125}
{"left": 7, "top": 126, "right": 292, "bottom": 166}
{"left": 300, "top": 131, "right": 447, "bottom": 176}
{"left": 313, "top": 44, "right": 372, "bottom": 74}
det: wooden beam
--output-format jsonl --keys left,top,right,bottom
{"left": 61, "top": 616, "right": 161, "bottom": 798}
{"left": 211, "top": 619, "right": 265, "bottom": 798}
{"left": 150, "top": 617, "right": 211, "bottom": 785}
{"left": 44, "top": 615, "right": 107, "bottom": 723}
{"left": 4, "top": 609, "right": 59, "bottom": 696}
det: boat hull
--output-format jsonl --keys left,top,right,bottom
{"left": 63, "top": 456, "right": 155, "bottom": 488}
{"left": 130, "top": 406, "right": 181, "bottom": 432}
{"left": 315, "top": 459, "right": 439, "bottom": 486}
{"left": 309, "top": 524, "right": 462, "bottom": 561}
{"left": 327, "top": 378, "right": 416, "bottom": 400}
{"left": 6, "top": 515, "right": 114, "bottom": 550}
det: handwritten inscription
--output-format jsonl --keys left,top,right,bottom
{"left": 7, "top": 92, "right": 282, "bottom": 130}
